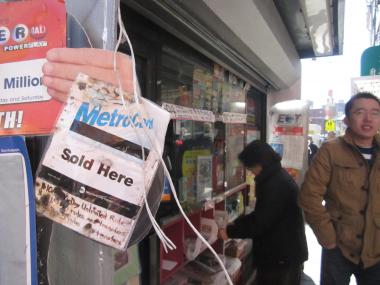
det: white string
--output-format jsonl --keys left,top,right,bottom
{"left": 113, "top": 7, "right": 176, "bottom": 253}
{"left": 102, "top": 0, "right": 108, "bottom": 49}
{"left": 116, "top": 8, "right": 139, "bottom": 103}
{"left": 114, "top": 5, "right": 233, "bottom": 285}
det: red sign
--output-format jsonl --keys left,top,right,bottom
{"left": 273, "top": 126, "right": 304, "bottom": 135}
{"left": 0, "top": 0, "right": 66, "bottom": 136}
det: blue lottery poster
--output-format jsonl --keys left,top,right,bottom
{"left": 0, "top": 136, "right": 37, "bottom": 285}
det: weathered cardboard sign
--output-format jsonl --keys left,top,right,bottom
{"left": 35, "top": 74, "right": 170, "bottom": 249}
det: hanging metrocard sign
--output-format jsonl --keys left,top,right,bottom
{"left": 35, "top": 74, "right": 170, "bottom": 250}
{"left": 0, "top": 0, "right": 66, "bottom": 136}
{"left": 0, "top": 136, "right": 37, "bottom": 285}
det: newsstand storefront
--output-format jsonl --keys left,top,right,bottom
{"left": 0, "top": 1, "right": 299, "bottom": 284}
{"left": 117, "top": 4, "right": 267, "bottom": 284}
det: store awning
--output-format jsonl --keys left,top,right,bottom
{"left": 123, "top": 0, "right": 344, "bottom": 91}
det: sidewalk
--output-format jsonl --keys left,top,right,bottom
{"left": 303, "top": 225, "right": 321, "bottom": 284}
{"left": 301, "top": 272, "right": 316, "bottom": 285}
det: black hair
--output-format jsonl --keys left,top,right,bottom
{"left": 345, "top": 92, "right": 380, "bottom": 117}
{"left": 238, "top": 140, "right": 281, "bottom": 169}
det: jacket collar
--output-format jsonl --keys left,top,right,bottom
{"left": 254, "top": 161, "right": 282, "bottom": 184}
{"left": 342, "top": 128, "right": 380, "bottom": 148}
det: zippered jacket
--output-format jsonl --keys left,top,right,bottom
{"left": 299, "top": 130, "right": 380, "bottom": 268}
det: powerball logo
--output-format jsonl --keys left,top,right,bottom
{"left": 0, "top": 24, "right": 47, "bottom": 51}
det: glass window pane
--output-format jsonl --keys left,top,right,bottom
{"left": 225, "top": 124, "right": 245, "bottom": 188}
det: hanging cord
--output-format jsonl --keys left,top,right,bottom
{"left": 114, "top": 6, "right": 233, "bottom": 285}
{"left": 102, "top": 0, "right": 108, "bottom": 49}
{"left": 113, "top": 7, "right": 176, "bottom": 253}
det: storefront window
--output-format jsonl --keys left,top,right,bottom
{"left": 247, "top": 87, "right": 265, "bottom": 128}
{"left": 221, "top": 74, "right": 246, "bottom": 114}
{"left": 212, "top": 122, "right": 225, "bottom": 194}
{"left": 192, "top": 66, "right": 213, "bottom": 110}
{"left": 160, "top": 46, "right": 215, "bottom": 110}
{"left": 170, "top": 120, "right": 214, "bottom": 207}
{"left": 160, "top": 47, "right": 194, "bottom": 107}
{"left": 225, "top": 124, "right": 245, "bottom": 189}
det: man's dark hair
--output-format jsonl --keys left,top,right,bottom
{"left": 345, "top": 92, "right": 380, "bottom": 117}
{"left": 238, "top": 140, "right": 281, "bottom": 169}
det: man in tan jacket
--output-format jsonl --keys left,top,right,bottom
{"left": 299, "top": 92, "right": 380, "bottom": 284}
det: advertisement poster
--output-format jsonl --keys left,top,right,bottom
{"left": 204, "top": 71, "right": 213, "bottom": 111}
{"left": 35, "top": 74, "right": 170, "bottom": 249}
{"left": 212, "top": 63, "right": 224, "bottom": 113}
{"left": 181, "top": 149, "right": 211, "bottom": 203}
{"left": 268, "top": 100, "right": 309, "bottom": 184}
{"left": 212, "top": 139, "right": 224, "bottom": 193}
{"left": 0, "top": 0, "right": 66, "bottom": 136}
{"left": 193, "top": 67, "right": 205, "bottom": 109}
{"left": 196, "top": 155, "right": 212, "bottom": 202}
{"left": 225, "top": 124, "right": 245, "bottom": 189}
{"left": 0, "top": 136, "right": 37, "bottom": 285}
